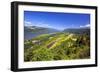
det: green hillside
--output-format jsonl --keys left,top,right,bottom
{"left": 24, "top": 32, "right": 90, "bottom": 61}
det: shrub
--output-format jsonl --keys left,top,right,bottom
{"left": 32, "top": 48, "right": 53, "bottom": 61}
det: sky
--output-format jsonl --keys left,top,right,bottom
{"left": 24, "top": 11, "right": 90, "bottom": 30}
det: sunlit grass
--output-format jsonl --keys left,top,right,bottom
{"left": 24, "top": 32, "right": 90, "bottom": 62}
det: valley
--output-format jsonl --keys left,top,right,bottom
{"left": 24, "top": 28, "right": 90, "bottom": 61}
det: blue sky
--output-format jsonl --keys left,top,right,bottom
{"left": 24, "top": 11, "right": 90, "bottom": 30}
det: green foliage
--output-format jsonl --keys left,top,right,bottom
{"left": 24, "top": 49, "right": 33, "bottom": 61}
{"left": 24, "top": 32, "right": 90, "bottom": 62}
{"left": 32, "top": 48, "right": 53, "bottom": 61}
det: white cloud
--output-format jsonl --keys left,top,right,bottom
{"left": 25, "top": 21, "right": 31, "bottom": 24}
{"left": 24, "top": 21, "right": 33, "bottom": 26}
{"left": 38, "top": 23, "right": 51, "bottom": 28}
{"left": 34, "top": 22, "right": 53, "bottom": 28}
{"left": 80, "top": 24, "right": 90, "bottom": 28}
{"left": 85, "top": 24, "right": 90, "bottom": 27}
{"left": 24, "top": 21, "right": 52, "bottom": 28}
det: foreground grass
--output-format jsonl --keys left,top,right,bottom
{"left": 24, "top": 32, "right": 90, "bottom": 61}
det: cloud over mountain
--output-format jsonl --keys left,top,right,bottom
{"left": 80, "top": 24, "right": 90, "bottom": 28}
{"left": 24, "top": 21, "right": 33, "bottom": 26}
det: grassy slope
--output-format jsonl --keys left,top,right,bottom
{"left": 24, "top": 32, "right": 90, "bottom": 61}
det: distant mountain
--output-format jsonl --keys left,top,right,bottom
{"left": 24, "top": 26, "right": 60, "bottom": 40}
{"left": 24, "top": 26, "right": 60, "bottom": 34}
{"left": 63, "top": 27, "right": 90, "bottom": 34}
